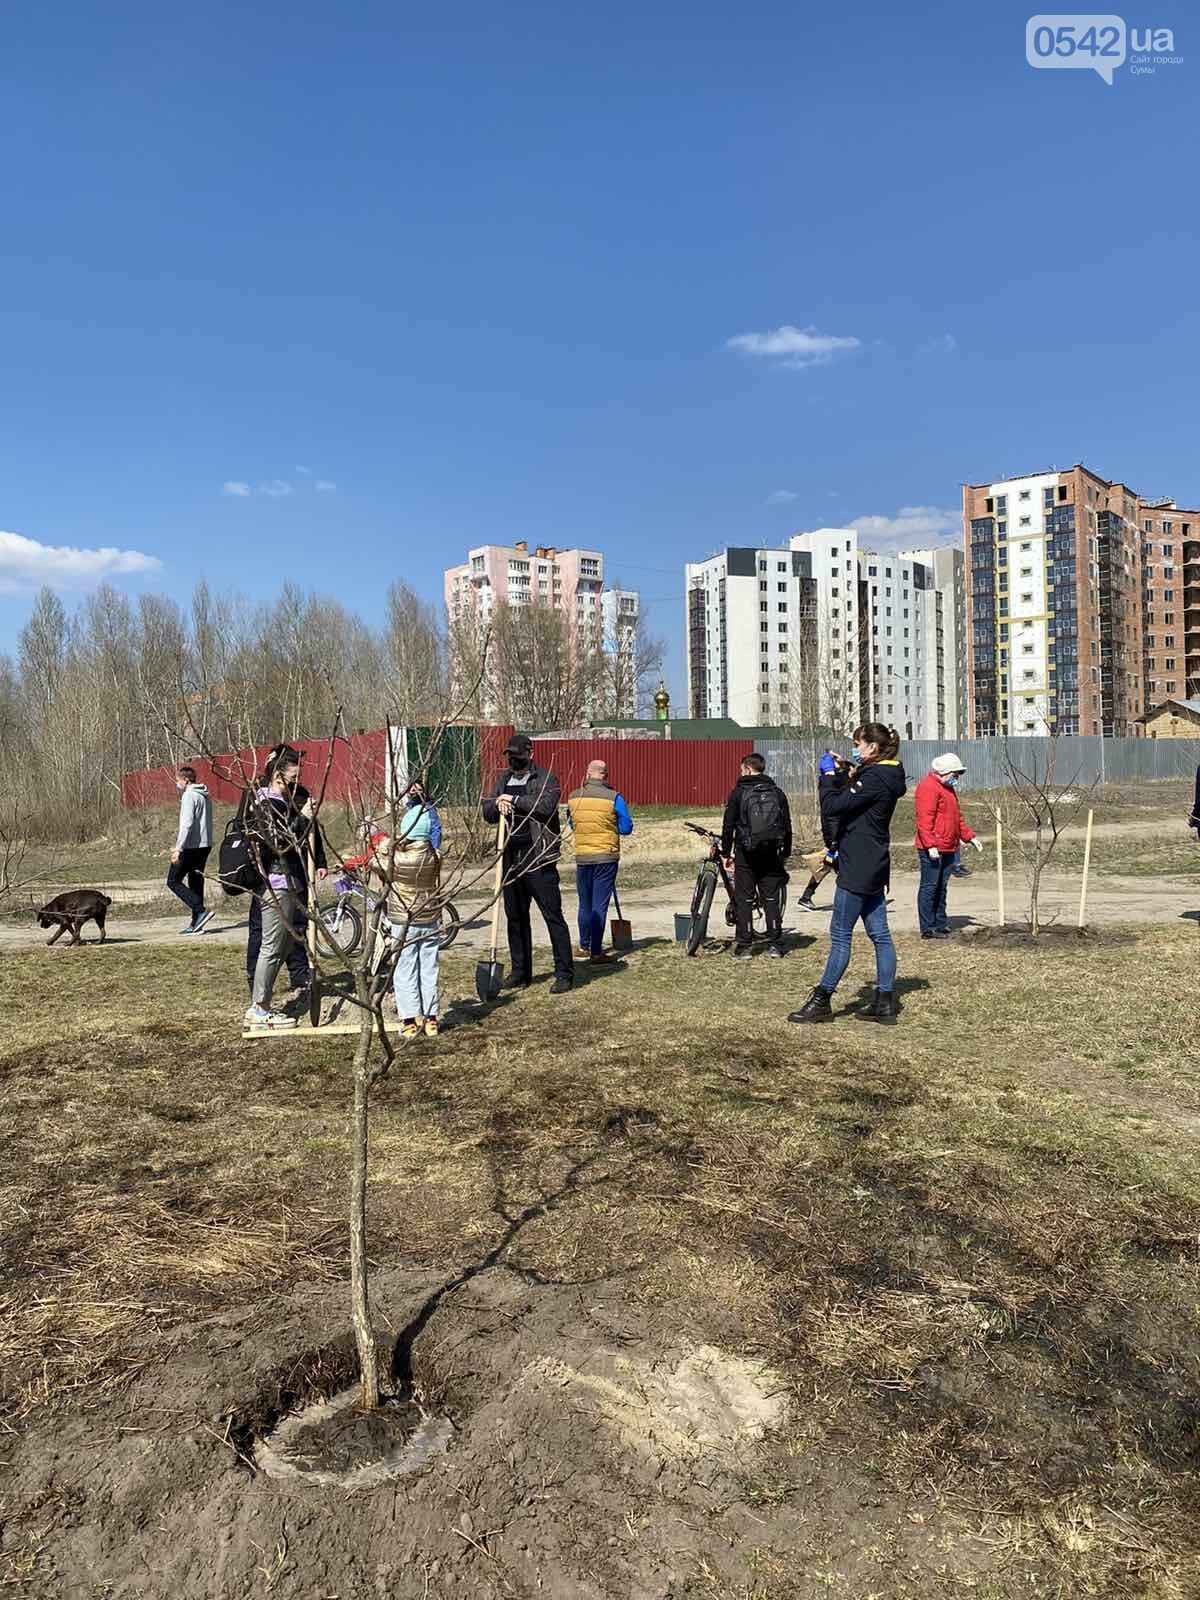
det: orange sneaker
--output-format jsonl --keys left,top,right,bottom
{"left": 423, "top": 1016, "right": 439, "bottom": 1038}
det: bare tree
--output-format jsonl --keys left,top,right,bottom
{"left": 385, "top": 582, "right": 446, "bottom": 723}
{"left": 999, "top": 728, "right": 1096, "bottom": 935}
{"left": 597, "top": 600, "right": 664, "bottom": 720}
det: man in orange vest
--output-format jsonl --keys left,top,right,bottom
{"left": 567, "top": 759, "right": 634, "bottom": 961}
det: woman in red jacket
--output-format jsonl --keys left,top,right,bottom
{"left": 913, "top": 753, "right": 983, "bottom": 938}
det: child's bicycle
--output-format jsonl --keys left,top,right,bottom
{"left": 682, "top": 822, "right": 787, "bottom": 956}
{"left": 316, "top": 871, "right": 461, "bottom": 959}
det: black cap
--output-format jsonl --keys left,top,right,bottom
{"left": 505, "top": 733, "right": 534, "bottom": 756}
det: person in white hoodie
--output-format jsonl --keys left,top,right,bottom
{"left": 168, "top": 765, "right": 214, "bottom": 934}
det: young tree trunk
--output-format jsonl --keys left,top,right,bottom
{"left": 1030, "top": 823, "right": 1043, "bottom": 936}
{"left": 349, "top": 982, "right": 381, "bottom": 1408}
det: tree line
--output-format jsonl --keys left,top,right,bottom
{"left": 0, "top": 578, "right": 663, "bottom": 842}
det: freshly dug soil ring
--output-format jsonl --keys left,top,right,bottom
{"left": 255, "top": 1388, "right": 452, "bottom": 1489}
{"left": 963, "top": 924, "right": 1134, "bottom": 949}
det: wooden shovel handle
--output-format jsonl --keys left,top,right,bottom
{"left": 488, "top": 816, "right": 507, "bottom": 958}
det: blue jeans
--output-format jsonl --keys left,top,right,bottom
{"left": 392, "top": 923, "right": 440, "bottom": 1019}
{"left": 819, "top": 886, "right": 897, "bottom": 995}
{"left": 576, "top": 861, "right": 619, "bottom": 956}
{"left": 917, "top": 850, "right": 953, "bottom": 934}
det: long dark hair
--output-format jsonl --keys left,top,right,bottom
{"left": 853, "top": 723, "right": 900, "bottom": 764}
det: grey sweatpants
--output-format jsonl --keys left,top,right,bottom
{"left": 252, "top": 890, "right": 300, "bottom": 1009}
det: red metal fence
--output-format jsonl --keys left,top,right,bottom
{"left": 120, "top": 731, "right": 388, "bottom": 809}
{"left": 122, "top": 727, "right": 751, "bottom": 811}
{"left": 479, "top": 728, "right": 751, "bottom": 807}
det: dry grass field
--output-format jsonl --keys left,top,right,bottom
{"left": 2, "top": 902, "right": 1200, "bottom": 1597}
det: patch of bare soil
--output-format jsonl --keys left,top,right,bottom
{"left": 964, "top": 923, "right": 1135, "bottom": 949}
{"left": 0, "top": 1261, "right": 1041, "bottom": 1600}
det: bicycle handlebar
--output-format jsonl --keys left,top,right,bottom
{"left": 684, "top": 821, "right": 720, "bottom": 840}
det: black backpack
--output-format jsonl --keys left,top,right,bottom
{"left": 216, "top": 816, "right": 261, "bottom": 897}
{"left": 741, "top": 782, "right": 786, "bottom": 850}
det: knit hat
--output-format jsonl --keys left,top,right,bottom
{"left": 931, "top": 753, "right": 966, "bottom": 777}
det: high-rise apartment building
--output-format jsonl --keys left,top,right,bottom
{"left": 685, "top": 533, "right": 964, "bottom": 737}
{"left": 443, "top": 541, "right": 641, "bottom": 715}
{"left": 685, "top": 546, "right": 816, "bottom": 724}
{"left": 1138, "top": 499, "right": 1199, "bottom": 706}
{"left": 963, "top": 466, "right": 1145, "bottom": 737}
{"left": 444, "top": 541, "right": 610, "bottom": 629}
{"left": 900, "top": 546, "right": 968, "bottom": 739}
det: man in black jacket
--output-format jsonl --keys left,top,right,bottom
{"left": 720, "top": 752, "right": 792, "bottom": 960}
{"left": 482, "top": 733, "right": 574, "bottom": 993}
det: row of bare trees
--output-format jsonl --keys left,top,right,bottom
{"left": 0, "top": 578, "right": 663, "bottom": 843}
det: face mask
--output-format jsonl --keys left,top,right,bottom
{"left": 508, "top": 754, "right": 530, "bottom": 771}
{"left": 849, "top": 750, "right": 863, "bottom": 767}
{"left": 176, "top": 779, "right": 187, "bottom": 792}
{"left": 945, "top": 775, "right": 959, "bottom": 789}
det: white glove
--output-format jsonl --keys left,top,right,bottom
{"left": 927, "top": 847, "right": 940, "bottom": 860}
{"left": 971, "top": 838, "right": 984, "bottom": 854}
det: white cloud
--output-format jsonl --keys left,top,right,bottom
{"left": 260, "top": 479, "right": 294, "bottom": 498}
{"left": 315, "top": 479, "right": 336, "bottom": 493}
{"left": 295, "top": 465, "right": 312, "bottom": 476}
{"left": 222, "top": 480, "right": 252, "bottom": 497}
{"left": 0, "top": 530, "right": 161, "bottom": 595}
{"left": 847, "top": 505, "right": 961, "bottom": 552}
{"left": 765, "top": 489, "right": 798, "bottom": 505}
{"left": 921, "top": 332, "right": 957, "bottom": 355}
{"left": 726, "top": 323, "right": 861, "bottom": 370}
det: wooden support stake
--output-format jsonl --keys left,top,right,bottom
{"left": 305, "top": 833, "right": 320, "bottom": 1026}
{"left": 995, "top": 809, "right": 1005, "bottom": 928}
{"left": 1078, "top": 807, "right": 1095, "bottom": 930}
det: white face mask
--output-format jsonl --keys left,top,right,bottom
{"left": 176, "top": 779, "right": 188, "bottom": 792}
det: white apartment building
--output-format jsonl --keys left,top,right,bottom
{"left": 788, "top": 529, "right": 865, "bottom": 730}
{"left": 901, "top": 545, "right": 967, "bottom": 738}
{"left": 684, "top": 546, "right": 817, "bottom": 724}
{"left": 790, "top": 529, "right": 966, "bottom": 738}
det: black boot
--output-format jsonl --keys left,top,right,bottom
{"left": 857, "top": 989, "right": 898, "bottom": 1025}
{"left": 787, "top": 986, "right": 833, "bottom": 1024}
{"left": 855, "top": 988, "right": 884, "bottom": 1018}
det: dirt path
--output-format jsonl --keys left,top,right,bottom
{"left": 5, "top": 863, "right": 1197, "bottom": 953}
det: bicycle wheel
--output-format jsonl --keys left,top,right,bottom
{"left": 687, "top": 867, "right": 718, "bottom": 956}
{"left": 316, "top": 900, "right": 362, "bottom": 958}
{"left": 438, "top": 901, "right": 461, "bottom": 950}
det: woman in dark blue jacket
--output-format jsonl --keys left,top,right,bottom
{"left": 789, "top": 723, "right": 906, "bottom": 1026}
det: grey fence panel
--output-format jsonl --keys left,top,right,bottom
{"left": 759, "top": 736, "right": 1200, "bottom": 795}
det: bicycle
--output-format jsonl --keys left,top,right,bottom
{"left": 682, "top": 822, "right": 787, "bottom": 956}
{"left": 316, "top": 870, "right": 461, "bottom": 958}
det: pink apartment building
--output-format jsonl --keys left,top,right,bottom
{"left": 444, "top": 540, "right": 606, "bottom": 625}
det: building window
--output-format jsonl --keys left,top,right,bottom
{"left": 760, "top": 601, "right": 768, "bottom": 612}
{"left": 1164, "top": 566, "right": 1174, "bottom": 579}
{"left": 1165, "top": 636, "right": 1175, "bottom": 647}
{"left": 761, "top": 621, "right": 769, "bottom": 633}
{"left": 778, "top": 582, "right": 787, "bottom": 593}
{"left": 1021, "top": 592, "right": 1032, "bottom": 604}
{"left": 1059, "top": 485, "right": 1067, "bottom": 501}
{"left": 759, "top": 560, "right": 767, "bottom": 572}
{"left": 1019, "top": 516, "right": 1031, "bottom": 528}
{"left": 778, "top": 602, "right": 787, "bottom": 613}
{"left": 998, "top": 522, "right": 1007, "bottom": 537}
{"left": 778, "top": 562, "right": 787, "bottom": 573}
{"left": 1165, "top": 657, "right": 1176, "bottom": 669}
{"left": 1167, "top": 681, "right": 1177, "bottom": 693}
{"left": 1165, "top": 588, "right": 1175, "bottom": 601}
{"left": 1163, "top": 542, "right": 1173, "bottom": 556}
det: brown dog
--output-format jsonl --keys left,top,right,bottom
{"left": 36, "top": 890, "right": 113, "bottom": 946}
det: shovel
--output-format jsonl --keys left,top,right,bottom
{"left": 475, "top": 816, "right": 507, "bottom": 1002}
{"left": 609, "top": 887, "right": 633, "bottom": 952}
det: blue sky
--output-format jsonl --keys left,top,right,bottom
{"left": 2, "top": 0, "right": 1196, "bottom": 699}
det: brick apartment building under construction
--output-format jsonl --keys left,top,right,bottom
{"left": 964, "top": 464, "right": 1198, "bottom": 737}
